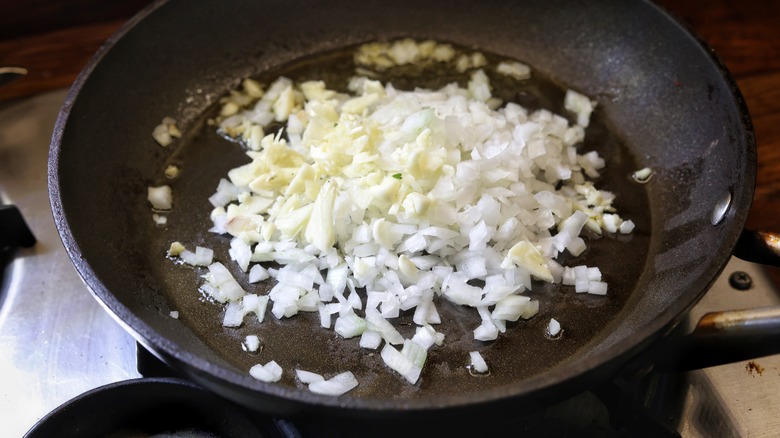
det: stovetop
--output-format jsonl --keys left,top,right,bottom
{"left": 3, "top": 89, "right": 780, "bottom": 437}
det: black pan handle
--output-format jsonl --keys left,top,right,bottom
{"left": 651, "top": 306, "right": 780, "bottom": 371}
{"left": 651, "top": 229, "right": 780, "bottom": 370}
{"left": 732, "top": 229, "right": 780, "bottom": 266}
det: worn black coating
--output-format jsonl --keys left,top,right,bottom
{"left": 48, "top": 0, "right": 756, "bottom": 422}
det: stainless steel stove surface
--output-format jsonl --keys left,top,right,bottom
{"left": 2, "top": 90, "right": 780, "bottom": 437}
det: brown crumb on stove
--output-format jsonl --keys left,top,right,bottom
{"left": 746, "top": 360, "right": 765, "bottom": 376}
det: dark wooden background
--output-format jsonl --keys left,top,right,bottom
{"left": 3, "top": 0, "right": 780, "bottom": 282}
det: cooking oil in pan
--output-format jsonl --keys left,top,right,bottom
{"left": 152, "top": 40, "right": 652, "bottom": 398}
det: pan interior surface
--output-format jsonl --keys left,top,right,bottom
{"left": 144, "top": 45, "right": 652, "bottom": 401}
{"left": 50, "top": 0, "right": 754, "bottom": 413}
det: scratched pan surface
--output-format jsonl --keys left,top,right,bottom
{"left": 49, "top": 0, "right": 754, "bottom": 420}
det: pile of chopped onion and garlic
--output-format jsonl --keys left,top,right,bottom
{"left": 148, "top": 39, "right": 635, "bottom": 396}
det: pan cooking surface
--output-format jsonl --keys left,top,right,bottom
{"left": 142, "top": 44, "right": 652, "bottom": 399}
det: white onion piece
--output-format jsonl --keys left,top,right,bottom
{"left": 249, "top": 361, "right": 283, "bottom": 382}
{"left": 295, "top": 369, "right": 324, "bottom": 384}
{"left": 244, "top": 335, "right": 260, "bottom": 352}
{"left": 307, "top": 371, "right": 358, "bottom": 396}
{"left": 334, "top": 311, "right": 367, "bottom": 338}
{"left": 548, "top": 318, "right": 562, "bottom": 337}
{"left": 359, "top": 330, "right": 383, "bottom": 350}
{"left": 381, "top": 343, "right": 422, "bottom": 384}
{"left": 248, "top": 264, "right": 270, "bottom": 283}
{"left": 619, "top": 220, "right": 636, "bottom": 234}
{"left": 147, "top": 185, "right": 172, "bottom": 210}
{"left": 588, "top": 281, "right": 608, "bottom": 296}
{"left": 179, "top": 250, "right": 197, "bottom": 266}
{"left": 469, "top": 351, "right": 489, "bottom": 373}
{"left": 194, "top": 246, "right": 214, "bottom": 266}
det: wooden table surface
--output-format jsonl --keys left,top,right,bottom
{"left": 3, "top": 0, "right": 780, "bottom": 280}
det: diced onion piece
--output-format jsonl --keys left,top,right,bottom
{"left": 194, "top": 246, "right": 214, "bottom": 266}
{"left": 205, "top": 262, "right": 247, "bottom": 302}
{"left": 249, "top": 361, "right": 283, "bottom": 382}
{"left": 491, "top": 295, "right": 531, "bottom": 322}
{"left": 564, "top": 90, "right": 597, "bottom": 127}
{"left": 548, "top": 318, "right": 562, "bottom": 337}
{"left": 295, "top": 369, "right": 324, "bottom": 384}
{"left": 307, "top": 371, "right": 359, "bottom": 396}
{"left": 152, "top": 118, "right": 179, "bottom": 146}
{"left": 632, "top": 167, "right": 653, "bottom": 182}
{"left": 504, "top": 241, "right": 553, "bottom": 282}
{"left": 244, "top": 335, "right": 260, "bottom": 352}
{"left": 169, "top": 311, "right": 179, "bottom": 319}
{"left": 168, "top": 241, "right": 185, "bottom": 257}
{"left": 588, "top": 281, "right": 608, "bottom": 296}
{"left": 223, "top": 294, "right": 269, "bottom": 327}
{"left": 179, "top": 250, "right": 197, "bottom": 266}
{"left": 334, "top": 311, "right": 367, "bottom": 338}
{"left": 469, "top": 351, "right": 489, "bottom": 373}
{"left": 381, "top": 343, "right": 422, "bottom": 384}
{"left": 248, "top": 264, "right": 270, "bottom": 283}
{"left": 359, "top": 330, "right": 383, "bottom": 350}
{"left": 147, "top": 185, "right": 172, "bottom": 210}
{"left": 365, "top": 308, "right": 404, "bottom": 345}
{"left": 474, "top": 320, "right": 499, "bottom": 341}
{"left": 619, "top": 220, "right": 635, "bottom": 234}
{"left": 496, "top": 61, "right": 531, "bottom": 80}
{"left": 410, "top": 325, "right": 438, "bottom": 350}
{"left": 164, "top": 165, "right": 180, "bottom": 179}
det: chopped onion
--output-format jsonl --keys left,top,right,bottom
{"left": 295, "top": 369, "right": 324, "bottom": 384}
{"left": 381, "top": 343, "right": 422, "bottom": 384}
{"left": 168, "top": 241, "right": 185, "bottom": 257}
{"left": 249, "top": 361, "right": 283, "bottom": 382}
{"left": 183, "top": 40, "right": 636, "bottom": 386}
{"left": 334, "top": 311, "right": 367, "bottom": 338}
{"left": 496, "top": 61, "right": 531, "bottom": 80}
{"left": 307, "top": 371, "right": 358, "bottom": 396}
{"left": 547, "top": 318, "right": 562, "bottom": 337}
{"left": 244, "top": 335, "right": 260, "bottom": 352}
{"left": 469, "top": 351, "right": 489, "bottom": 373}
{"left": 359, "top": 330, "right": 383, "bottom": 350}
{"left": 147, "top": 185, "right": 172, "bottom": 210}
{"left": 248, "top": 264, "right": 270, "bottom": 283}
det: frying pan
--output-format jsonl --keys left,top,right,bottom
{"left": 48, "top": 0, "right": 769, "bottom": 423}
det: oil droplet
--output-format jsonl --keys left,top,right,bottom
{"left": 241, "top": 337, "right": 264, "bottom": 356}
{"left": 545, "top": 318, "right": 563, "bottom": 340}
{"left": 467, "top": 365, "right": 491, "bottom": 377}
{"left": 545, "top": 328, "right": 564, "bottom": 340}
{"left": 631, "top": 167, "right": 654, "bottom": 184}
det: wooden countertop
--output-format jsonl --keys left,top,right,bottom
{"left": 3, "top": 0, "right": 780, "bottom": 281}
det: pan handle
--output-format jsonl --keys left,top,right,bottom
{"left": 649, "top": 229, "right": 780, "bottom": 370}
{"left": 651, "top": 306, "right": 780, "bottom": 371}
{"left": 732, "top": 229, "right": 780, "bottom": 266}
